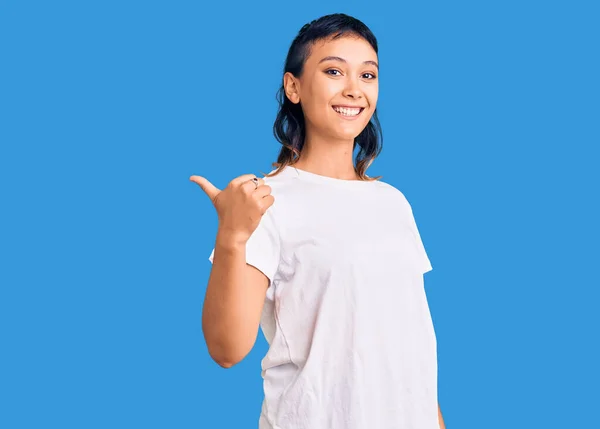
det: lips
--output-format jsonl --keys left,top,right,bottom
{"left": 332, "top": 105, "right": 365, "bottom": 110}
{"left": 332, "top": 105, "right": 365, "bottom": 118}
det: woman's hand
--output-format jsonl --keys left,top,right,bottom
{"left": 190, "top": 173, "right": 275, "bottom": 245}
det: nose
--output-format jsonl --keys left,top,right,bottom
{"left": 343, "top": 77, "right": 363, "bottom": 99}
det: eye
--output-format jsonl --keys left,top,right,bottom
{"left": 325, "top": 69, "right": 342, "bottom": 76}
{"left": 363, "top": 72, "right": 377, "bottom": 80}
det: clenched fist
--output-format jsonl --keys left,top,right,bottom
{"left": 190, "top": 173, "right": 275, "bottom": 245}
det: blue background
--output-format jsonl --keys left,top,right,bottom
{"left": 1, "top": 1, "right": 598, "bottom": 428}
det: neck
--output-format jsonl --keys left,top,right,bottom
{"left": 293, "top": 130, "right": 358, "bottom": 180}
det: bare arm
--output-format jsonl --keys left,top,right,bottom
{"left": 438, "top": 403, "right": 446, "bottom": 429}
{"left": 202, "top": 229, "right": 269, "bottom": 368}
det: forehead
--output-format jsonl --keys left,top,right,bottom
{"left": 305, "top": 35, "right": 377, "bottom": 66}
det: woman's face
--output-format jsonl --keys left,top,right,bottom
{"left": 284, "top": 35, "right": 379, "bottom": 142}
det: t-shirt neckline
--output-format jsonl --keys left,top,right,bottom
{"left": 276, "top": 165, "right": 378, "bottom": 188}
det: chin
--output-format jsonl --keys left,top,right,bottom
{"left": 333, "top": 132, "right": 362, "bottom": 142}
{"left": 337, "top": 125, "right": 368, "bottom": 139}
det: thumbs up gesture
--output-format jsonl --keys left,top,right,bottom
{"left": 190, "top": 173, "right": 275, "bottom": 245}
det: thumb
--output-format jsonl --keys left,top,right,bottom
{"left": 189, "top": 175, "right": 221, "bottom": 202}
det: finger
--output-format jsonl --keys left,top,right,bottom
{"left": 231, "top": 174, "right": 264, "bottom": 187}
{"left": 189, "top": 175, "right": 221, "bottom": 201}
{"left": 240, "top": 177, "right": 266, "bottom": 193}
{"left": 259, "top": 194, "right": 275, "bottom": 213}
{"left": 253, "top": 184, "right": 272, "bottom": 198}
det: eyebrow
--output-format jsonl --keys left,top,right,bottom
{"left": 318, "top": 56, "right": 379, "bottom": 70}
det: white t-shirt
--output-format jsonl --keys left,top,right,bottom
{"left": 208, "top": 165, "right": 438, "bottom": 429}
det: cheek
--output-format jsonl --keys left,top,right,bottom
{"left": 315, "top": 75, "right": 342, "bottom": 96}
{"left": 305, "top": 90, "right": 337, "bottom": 119}
{"left": 303, "top": 81, "right": 323, "bottom": 104}
{"left": 367, "top": 85, "right": 379, "bottom": 107}
{"left": 304, "top": 99, "right": 329, "bottom": 122}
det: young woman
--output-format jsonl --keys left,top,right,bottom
{"left": 190, "top": 13, "right": 445, "bottom": 429}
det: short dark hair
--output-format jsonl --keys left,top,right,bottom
{"left": 265, "top": 13, "right": 383, "bottom": 181}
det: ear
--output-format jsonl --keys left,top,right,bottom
{"left": 283, "top": 72, "right": 301, "bottom": 104}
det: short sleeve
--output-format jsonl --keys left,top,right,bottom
{"left": 406, "top": 206, "right": 433, "bottom": 275}
{"left": 208, "top": 208, "right": 282, "bottom": 286}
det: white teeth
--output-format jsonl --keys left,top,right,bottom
{"left": 333, "top": 106, "right": 361, "bottom": 116}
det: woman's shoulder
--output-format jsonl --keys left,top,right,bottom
{"left": 370, "top": 178, "right": 408, "bottom": 199}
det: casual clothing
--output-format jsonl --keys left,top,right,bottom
{"left": 208, "top": 165, "right": 437, "bottom": 429}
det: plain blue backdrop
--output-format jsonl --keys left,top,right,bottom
{"left": 1, "top": 1, "right": 598, "bottom": 428}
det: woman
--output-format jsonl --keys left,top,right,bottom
{"left": 190, "top": 13, "right": 445, "bottom": 429}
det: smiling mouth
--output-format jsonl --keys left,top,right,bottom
{"left": 332, "top": 106, "right": 365, "bottom": 118}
